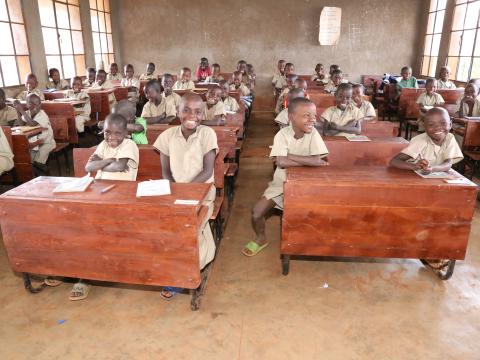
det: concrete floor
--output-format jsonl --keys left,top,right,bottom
{"left": 0, "top": 112, "right": 479, "bottom": 359}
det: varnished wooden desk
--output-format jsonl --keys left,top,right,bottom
{"left": 0, "top": 177, "right": 213, "bottom": 310}
{"left": 282, "top": 166, "right": 477, "bottom": 279}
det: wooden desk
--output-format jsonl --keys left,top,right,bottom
{"left": 0, "top": 177, "right": 213, "bottom": 310}
{"left": 10, "top": 127, "right": 44, "bottom": 182}
{"left": 87, "top": 89, "right": 113, "bottom": 121}
{"left": 282, "top": 166, "right": 477, "bottom": 279}
{"left": 323, "top": 137, "right": 408, "bottom": 166}
{"left": 173, "top": 89, "right": 241, "bottom": 103}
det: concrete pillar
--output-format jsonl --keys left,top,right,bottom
{"left": 79, "top": 0, "right": 95, "bottom": 69}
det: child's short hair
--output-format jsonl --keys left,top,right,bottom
{"left": 25, "top": 73, "right": 38, "bottom": 83}
{"left": 329, "top": 64, "right": 340, "bottom": 73}
{"left": 440, "top": 65, "right": 450, "bottom": 72}
{"left": 109, "top": 63, "right": 118, "bottom": 69}
{"left": 465, "top": 82, "right": 478, "bottom": 94}
{"left": 161, "top": 73, "right": 173, "bottom": 82}
{"left": 181, "top": 67, "right": 191, "bottom": 73}
{"left": 331, "top": 69, "right": 343, "bottom": 77}
{"left": 200, "top": 57, "right": 208, "bottom": 63}
{"left": 425, "top": 78, "right": 437, "bottom": 86}
{"left": 401, "top": 66, "right": 412, "bottom": 72}
{"left": 71, "top": 76, "right": 82, "bottom": 85}
{"left": 232, "top": 70, "right": 242, "bottom": 78}
{"left": 336, "top": 82, "right": 352, "bottom": 94}
{"left": 219, "top": 79, "right": 228, "bottom": 87}
{"left": 48, "top": 68, "right": 59, "bottom": 77}
{"left": 278, "top": 59, "right": 286, "bottom": 64}
{"left": 238, "top": 60, "right": 247, "bottom": 66}
{"left": 288, "top": 88, "right": 305, "bottom": 101}
{"left": 86, "top": 67, "right": 96, "bottom": 73}
{"left": 125, "top": 63, "right": 134, "bottom": 70}
{"left": 145, "top": 79, "right": 161, "bottom": 93}
{"left": 424, "top": 107, "right": 450, "bottom": 128}
{"left": 285, "top": 62, "right": 294, "bottom": 68}
{"left": 113, "top": 99, "right": 136, "bottom": 119}
{"left": 212, "top": 63, "right": 220, "bottom": 69}
{"left": 207, "top": 85, "right": 222, "bottom": 94}
{"left": 315, "top": 63, "right": 323, "bottom": 68}
{"left": 288, "top": 97, "right": 313, "bottom": 115}
{"left": 147, "top": 62, "right": 155, "bottom": 67}
{"left": 27, "top": 93, "right": 41, "bottom": 103}
{"left": 352, "top": 83, "right": 364, "bottom": 92}
{"left": 105, "top": 113, "right": 127, "bottom": 129}
{"left": 97, "top": 69, "right": 107, "bottom": 76}
{"left": 286, "top": 74, "right": 298, "bottom": 82}
{"left": 294, "top": 78, "right": 307, "bottom": 88}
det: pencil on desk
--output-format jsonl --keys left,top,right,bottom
{"left": 101, "top": 184, "right": 116, "bottom": 194}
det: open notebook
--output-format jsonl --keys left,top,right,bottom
{"left": 53, "top": 174, "right": 94, "bottom": 193}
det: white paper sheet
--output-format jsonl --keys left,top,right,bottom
{"left": 319, "top": 7, "right": 342, "bottom": 46}
{"left": 136, "top": 179, "right": 171, "bottom": 197}
{"left": 52, "top": 174, "right": 94, "bottom": 193}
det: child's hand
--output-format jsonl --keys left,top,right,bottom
{"left": 13, "top": 100, "right": 23, "bottom": 112}
{"left": 89, "top": 154, "right": 103, "bottom": 161}
{"left": 421, "top": 166, "right": 432, "bottom": 174}
{"left": 329, "top": 122, "right": 337, "bottom": 129}
{"left": 415, "top": 159, "right": 429, "bottom": 170}
{"left": 464, "top": 97, "right": 475, "bottom": 105}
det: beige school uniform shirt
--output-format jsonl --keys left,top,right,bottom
{"left": 22, "top": 110, "right": 56, "bottom": 164}
{"left": 45, "top": 79, "right": 69, "bottom": 90}
{"left": 205, "top": 101, "right": 226, "bottom": 121}
{"left": 139, "top": 73, "right": 156, "bottom": 80}
{"left": 416, "top": 92, "right": 445, "bottom": 106}
{"left": 274, "top": 108, "right": 289, "bottom": 127}
{"left": 437, "top": 80, "right": 456, "bottom": 89}
{"left": 401, "top": 132, "right": 463, "bottom": 166}
{"left": 66, "top": 89, "right": 91, "bottom": 132}
{"left": 230, "top": 83, "right": 250, "bottom": 97}
{"left": 455, "top": 96, "right": 480, "bottom": 117}
{"left": 17, "top": 88, "right": 45, "bottom": 101}
{"left": 0, "top": 105, "right": 17, "bottom": 125}
{"left": 272, "top": 72, "right": 286, "bottom": 89}
{"left": 223, "top": 96, "right": 240, "bottom": 112}
{"left": 356, "top": 100, "right": 376, "bottom": 118}
{"left": 141, "top": 97, "right": 176, "bottom": 119}
{"left": 311, "top": 73, "right": 329, "bottom": 84}
{"left": 205, "top": 75, "right": 224, "bottom": 83}
{"left": 162, "top": 92, "right": 181, "bottom": 114}
{"left": 321, "top": 104, "right": 362, "bottom": 136}
{"left": 275, "top": 88, "right": 290, "bottom": 114}
{"left": 93, "top": 138, "right": 139, "bottom": 181}
{"left": 82, "top": 79, "right": 94, "bottom": 88}
{"left": 153, "top": 125, "right": 218, "bottom": 269}
{"left": 173, "top": 80, "right": 195, "bottom": 90}
{"left": 264, "top": 126, "right": 328, "bottom": 208}
{"left": 107, "top": 73, "right": 123, "bottom": 81}
{"left": 121, "top": 77, "right": 140, "bottom": 103}
{"left": 0, "top": 126, "right": 14, "bottom": 175}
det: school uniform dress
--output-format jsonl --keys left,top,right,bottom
{"left": 204, "top": 101, "right": 226, "bottom": 121}
{"left": 274, "top": 108, "right": 289, "bottom": 128}
{"left": 153, "top": 125, "right": 218, "bottom": 269}
{"left": 131, "top": 117, "right": 148, "bottom": 145}
{"left": 16, "top": 88, "right": 45, "bottom": 101}
{"left": 455, "top": 96, "right": 480, "bottom": 117}
{"left": 22, "top": 110, "right": 56, "bottom": 164}
{"left": 321, "top": 104, "right": 362, "bottom": 137}
{"left": 141, "top": 98, "right": 176, "bottom": 119}
{"left": 139, "top": 73, "right": 156, "bottom": 81}
{"left": 173, "top": 80, "right": 195, "bottom": 90}
{"left": 401, "top": 132, "right": 463, "bottom": 166}
{"left": 45, "top": 79, "right": 70, "bottom": 90}
{"left": 264, "top": 126, "right": 328, "bottom": 209}
{"left": 0, "top": 105, "right": 17, "bottom": 126}
{"left": 162, "top": 92, "right": 181, "bottom": 115}
{"left": 91, "top": 80, "right": 117, "bottom": 110}
{"left": 356, "top": 100, "right": 376, "bottom": 119}
{"left": 223, "top": 96, "right": 240, "bottom": 112}
{"left": 437, "top": 80, "right": 456, "bottom": 89}
{"left": 107, "top": 73, "right": 123, "bottom": 81}
{"left": 65, "top": 89, "right": 91, "bottom": 133}
{"left": 120, "top": 77, "right": 140, "bottom": 104}
{"left": 93, "top": 138, "right": 139, "bottom": 181}
{"left": 0, "top": 127, "right": 14, "bottom": 175}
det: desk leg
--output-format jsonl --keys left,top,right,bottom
{"left": 190, "top": 262, "right": 213, "bottom": 311}
{"left": 22, "top": 273, "right": 46, "bottom": 293}
{"left": 420, "top": 259, "right": 456, "bottom": 280}
{"left": 281, "top": 255, "right": 290, "bottom": 276}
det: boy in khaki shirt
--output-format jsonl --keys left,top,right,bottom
{"left": 0, "top": 126, "right": 14, "bottom": 175}
{"left": 0, "top": 89, "right": 17, "bottom": 126}
{"left": 86, "top": 113, "right": 139, "bottom": 181}
{"left": 14, "top": 94, "right": 56, "bottom": 172}
{"left": 107, "top": 63, "right": 123, "bottom": 81}
{"left": 352, "top": 84, "right": 376, "bottom": 120}
{"left": 275, "top": 74, "right": 297, "bottom": 114}
{"left": 66, "top": 76, "right": 91, "bottom": 133}
{"left": 230, "top": 71, "right": 251, "bottom": 97}
{"left": 274, "top": 88, "right": 305, "bottom": 129}
{"left": 139, "top": 63, "right": 156, "bottom": 80}
{"left": 153, "top": 93, "right": 218, "bottom": 300}
{"left": 161, "top": 74, "right": 181, "bottom": 113}
{"left": 120, "top": 64, "right": 140, "bottom": 104}
{"left": 321, "top": 83, "right": 363, "bottom": 137}
{"left": 173, "top": 67, "right": 195, "bottom": 90}
{"left": 324, "top": 69, "right": 346, "bottom": 94}
{"left": 437, "top": 66, "right": 456, "bottom": 90}
{"left": 219, "top": 80, "right": 240, "bottom": 112}
{"left": 141, "top": 80, "right": 176, "bottom": 124}
{"left": 416, "top": 78, "right": 445, "bottom": 131}
{"left": 83, "top": 67, "right": 96, "bottom": 88}
{"left": 243, "top": 98, "right": 329, "bottom": 257}
{"left": 203, "top": 86, "right": 226, "bottom": 126}
{"left": 16, "top": 73, "right": 45, "bottom": 101}
{"left": 455, "top": 83, "right": 480, "bottom": 117}
{"left": 390, "top": 107, "right": 463, "bottom": 274}
{"left": 45, "top": 68, "right": 69, "bottom": 90}
{"left": 91, "top": 69, "right": 117, "bottom": 110}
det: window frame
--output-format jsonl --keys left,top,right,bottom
{"left": 446, "top": 0, "right": 480, "bottom": 81}
{"left": 89, "top": 0, "right": 114, "bottom": 70}
{"left": 0, "top": 0, "right": 32, "bottom": 87}
{"left": 420, "top": 0, "right": 447, "bottom": 77}
{"left": 39, "top": 0, "right": 86, "bottom": 79}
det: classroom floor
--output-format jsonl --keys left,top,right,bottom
{"left": 0, "top": 112, "right": 479, "bottom": 360}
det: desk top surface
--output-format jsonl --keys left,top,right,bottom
{"left": 286, "top": 166, "right": 478, "bottom": 189}
{"left": 0, "top": 177, "right": 212, "bottom": 206}
{"left": 323, "top": 136, "right": 408, "bottom": 144}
